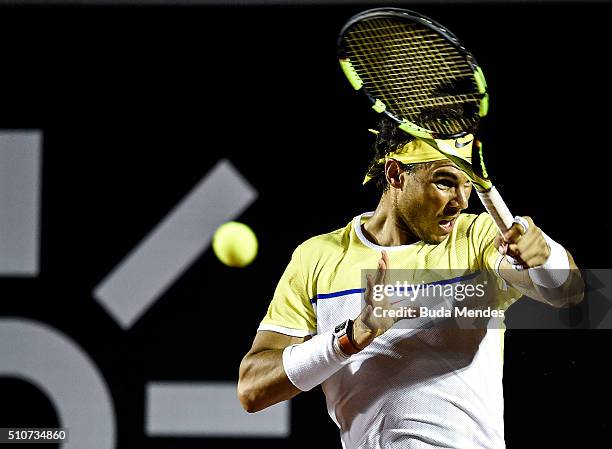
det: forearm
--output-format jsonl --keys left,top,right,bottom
{"left": 501, "top": 250, "right": 584, "bottom": 308}
{"left": 531, "top": 254, "right": 584, "bottom": 308}
{"left": 238, "top": 348, "right": 301, "bottom": 413}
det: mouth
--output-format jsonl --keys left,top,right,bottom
{"left": 438, "top": 216, "right": 458, "bottom": 233}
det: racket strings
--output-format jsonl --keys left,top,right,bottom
{"left": 349, "top": 20, "right": 472, "bottom": 133}
{"left": 348, "top": 20, "right": 466, "bottom": 83}
{"left": 346, "top": 21, "right": 457, "bottom": 88}
{"left": 343, "top": 18, "right": 481, "bottom": 135}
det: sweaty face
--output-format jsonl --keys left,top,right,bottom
{"left": 395, "top": 160, "right": 472, "bottom": 244}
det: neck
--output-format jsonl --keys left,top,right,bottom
{"left": 362, "top": 194, "right": 419, "bottom": 246}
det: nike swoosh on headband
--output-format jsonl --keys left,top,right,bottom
{"left": 455, "top": 138, "right": 474, "bottom": 149}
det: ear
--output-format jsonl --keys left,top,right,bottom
{"left": 384, "top": 159, "right": 404, "bottom": 189}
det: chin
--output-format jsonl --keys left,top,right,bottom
{"left": 425, "top": 234, "right": 449, "bottom": 245}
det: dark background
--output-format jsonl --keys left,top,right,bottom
{"left": 0, "top": 2, "right": 610, "bottom": 448}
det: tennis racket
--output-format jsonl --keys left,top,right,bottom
{"left": 337, "top": 8, "right": 515, "bottom": 235}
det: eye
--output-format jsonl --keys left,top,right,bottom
{"left": 435, "top": 180, "right": 453, "bottom": 189}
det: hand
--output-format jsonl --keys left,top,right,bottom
{"left": 351, "top": 251, "right": 419, "bottom": 350}
{"left": 494, "top": 216, "right": 551, "bottom": 269}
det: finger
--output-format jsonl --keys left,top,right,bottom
{"left": 381, "top": 250, "right": 390, "bottom": 286}
{"left": 510, "top": 224, "right": 543, "bottom": 258}
{"left": 516, "top": 237, "right": 549, "bottom": 267}
{"left": 362, "top": 304, "right": 374, "bottom": 322}
{"left": 365, "top": 274, "right": 374, "bottom": 307}
{"left": 381, "top": 250, "right": 389, "bottom": 267}
{"left": 375, "top": 263, "right": 384, "bottom": 288}
{"left": 508, "top": 228, "right": 539, "bottom": 253}
{"left": 515, "top": 249, "right": 541, "bottom": 268}
{"left": 514, "top": 230, "right": 538, "bottom": 254}
{"left": 507, "top": 243, "right": 522, "bottom": 258}
{"left": 494, "top": 234, "right": 506, "bottom": 255}
{"left": 513, "top": 216, "right": 530, "bottom": 235}
{"left": 375, "top": 255, "right": 387, "bottom": 286}
{"left": 503, "top": 223, "right": 525, "bottom": 244}
{"left": 505, "top": 243, "right": 526, "bottom": 267}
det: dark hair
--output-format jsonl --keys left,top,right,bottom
{"left": 365, "top": 116, "right": 420, "bottom": 192}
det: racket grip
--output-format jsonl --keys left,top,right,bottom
{"left": 476, "top": 186, "right": 514, "bottom": 234}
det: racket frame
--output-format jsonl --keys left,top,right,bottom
{"left": 338, "top": 7, "right": 488, "bottom": 141}
{"left": 338, "top": 8, "right": 515, "bottom": 234}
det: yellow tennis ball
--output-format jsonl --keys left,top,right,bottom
{"left": 212, "top": 221, "right": 258, "bottom": 267}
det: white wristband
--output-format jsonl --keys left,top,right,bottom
{"left": 282, "top": 332, "right": 350, "bottom": 392}
{"left": 528, "top": 232, "right": 570, "bottom": 288}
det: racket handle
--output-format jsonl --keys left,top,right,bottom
{"left": 476, "top": 186, "right": 514, "bottom": 234}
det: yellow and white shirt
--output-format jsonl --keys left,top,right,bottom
{"left": 259, "top": 212, "right": 521, "bottom": 449}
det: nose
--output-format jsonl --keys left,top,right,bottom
{"left": 449, "top": 185, "right": 470, "bottom": 211}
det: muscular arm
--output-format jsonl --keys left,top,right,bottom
{"left": 237, "top": 330, "right": 308, "bottom": 413}
{"left": 499, "top": 250, "right": 584, "bottom": 308}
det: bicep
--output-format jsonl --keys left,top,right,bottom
{"left": 238, "top": 331, "right": 309, "bottom": 411}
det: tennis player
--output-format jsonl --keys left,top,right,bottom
{"left": 238, "top": 117, "right": 583, "bottom": 449}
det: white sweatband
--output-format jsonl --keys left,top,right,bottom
{"left": 528, "top": 232, "right": 570, "bottom": 288}
{"left": 282, "top": 332, "right": 350, "bottom": 391}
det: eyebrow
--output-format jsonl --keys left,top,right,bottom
{"left": 432, "top": 169, "right": 460, "bottom": 179}
{"left": 431, "top": 169, "right": 470, "bottom": 183}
